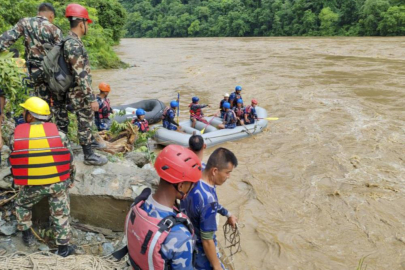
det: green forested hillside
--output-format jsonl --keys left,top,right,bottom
{"left": 120, "top": 0, "right": 405, "bottom": 37}
{"left": 0, "top": 0, "right": 127, "bottom": 68}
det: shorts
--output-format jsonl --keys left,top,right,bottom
{"left": 225, "top": 123, "right": 236, "bottom": 129}
{"left": 163, "top": 121, "right": 178, "bottom": 131}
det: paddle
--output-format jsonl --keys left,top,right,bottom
{"left": 258, "top": 117, "right": 279, "bottom": 121}
{"left": 176, "top": 92, "right": 180, "bottom": 124}
{"left": 201, "top": 110, "right": 220, "bottom": 134}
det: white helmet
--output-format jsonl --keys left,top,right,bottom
{"left": 224, "top": 93, "right": 229, "bottom": 97}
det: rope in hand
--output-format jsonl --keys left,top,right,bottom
{"left": 223, "top": 223, "right": 242, "bottom": 258}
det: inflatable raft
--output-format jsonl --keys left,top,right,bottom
{"left": 154, "top": 107, "right": 268, "bottom": 148}
{"left": 111, "top": 99, "right": 165, "bottom": 124}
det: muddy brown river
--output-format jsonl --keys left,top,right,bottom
{"left": 93, "top": 37, "right": 405, "bottom": 270}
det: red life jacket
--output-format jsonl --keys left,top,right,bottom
{"left": 9, "top": 123, "right": 71, "bottom": 186}
{"left": 98, "top": 98, "right": 111, "bottom": 119}
{"left": 135, "top": 119, "right": 149, "bottom": 132}
{"left": 162, "top": 106, "right": 170, "bottom": 120}
{"left": 123, "top": 188, "right": 194, "bottom": 270}
{"left": 189, "top": 103, "right": 202, "bottom": 117}
{"left": 234, "top": 107, "right": 244, "bottom": 117}
{"left": 224, "top": 110, "right": 237, "bottom": 124}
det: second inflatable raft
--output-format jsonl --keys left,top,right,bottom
{"left": 154, "top": 107, "right": 268, "bottom": 148}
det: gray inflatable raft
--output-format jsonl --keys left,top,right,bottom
{"left": 153, "top": 107, "right": 268, "bottom": 148}
{"left": 111, "top": 99, "right": 165, "bottom": 124}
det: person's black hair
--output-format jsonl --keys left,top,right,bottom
{"left": 9, "top": 48, "right": 19, "bottom": 58}
{"left": 189, "top": 134, "right": 204, "bottom": 152}
{"left": 205, "top": 147, "right": 238, "bottom": 171}
{"left": 38, "top": 3, "right": 56, "bottom": 16}
{"left": 69, "top": 18, "right": 84, "bottom": 28}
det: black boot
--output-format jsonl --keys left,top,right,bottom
{"left": 90, "top": 135, "right": 106, "bottom": 149}
{"left": 22, "top": 229, "right": 35, "bottom": 247}
{"left": 57, "top": 244, "right": 76, "bottom": 257}
{"left": 82, "top": 144, "right": 108, "bottom": 166}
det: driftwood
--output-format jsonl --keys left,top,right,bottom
{"left": 71, "top": 222, "right": 114, "bottom": 237}
{"left": 97, "top": 122, "right": 138, "bottom": 155}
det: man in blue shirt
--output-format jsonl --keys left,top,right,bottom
{"left": 181, "top": 147, "right": 238, "bottom": 270}
{"left": 229, "top": 86, "right": 242, "bottom": 108}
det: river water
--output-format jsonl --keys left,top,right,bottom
{"left": 93, "top": 37, "right": 405, "bottom": 270}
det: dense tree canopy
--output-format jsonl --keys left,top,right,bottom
{"left": 0, "top": 0, "right": 127, "bottom": 68}
{"left": 120, "top": 0, "right": 405, "bottom": 37}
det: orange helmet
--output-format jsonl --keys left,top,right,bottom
{"left": 154, "top": 145, "right": 202, "bottom": 184}
{"left": 99, "top": 82, "right": 111, "bottom": 92}
{"left": 251, "top": 99, "right": 258, "bottom": 105}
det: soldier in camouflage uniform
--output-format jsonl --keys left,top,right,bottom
{"left": 9, "top": 97, "right": 75, "bottom": 257}
{"left": 61, "top": 3, "right": 108, "bottom": 166}
{"left": 0, "top": 3, "right": 62, "bottom": 103}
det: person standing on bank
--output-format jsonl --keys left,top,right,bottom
{"left": 62, "top": 3, "right": 107, "bottom": 166}
{"left": 181, "top": 147, "right": 238, "bottom": 270}
{"left": 8, "top": 97, "right": 75, "bottom": 257}
{"left": 0, "top": 3, "right": 62, "bottom": 104}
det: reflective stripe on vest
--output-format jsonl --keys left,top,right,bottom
{"left": 9, "top": 123, "right": 71, "bottom": 186}
{"left": 189, "top": 103, "right": 202, "bottom": 117}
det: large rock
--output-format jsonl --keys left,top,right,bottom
{"left": 32, "top": 153, "right": 159, "bottom": 231}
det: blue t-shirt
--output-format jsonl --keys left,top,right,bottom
{"left": 180, "top": 180, "right": 229, "bottom": 248}
{"left": 142, "top": 195, "right": 194, "bottom": 270}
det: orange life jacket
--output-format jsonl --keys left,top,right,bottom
{"left": 9, "top": 123, "right": 72, "bottom": 186}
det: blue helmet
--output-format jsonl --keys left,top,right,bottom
{"left": 237, "top": 99, "right": 243, "bottom": 104}
{"left": 170, "top": 100, "right": 178, "bottom": 108}
{"left": 223, "top": 102, "right": 231, "bottom": 109}
{"left": 235, "top": 85, "right": 242, "bottom": 91}
{"left": 136, "top": 108, "right": 146, "bottom": 116}
{"left": 192, "top": 96, "right": 199, "bottom": 103}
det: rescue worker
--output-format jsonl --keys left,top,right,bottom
{"left": 162, "top": 100, "right": 181, "bottom": 131}
{"left": 189, "top": 133, "right": 206, "bottom": 170}
{"left": 181, "top": 147, "right": 238, "bottom": 270}
{"left": 189, "top": 96, "right": 209, "bottom": 128}
{"left": 0, "top": 3, "right": 62, "bottom": 103}
{"left": 94, "top": 82, "right": 113, "bottom": 131}
{"left": 244, "top": 99, "right": 259, "bottom": 124}
{"left": 132, "top": 108, "right": 149, "bottom": 133}
{"left": 62, "top": 4, "right": 107, "bottom": 166}
{"left": 118, "top": 145, "right": 202, "bottom": 269}
{"left": 233, "top": 98, "right": 245, "bottom": 126}
{"left": 217, "top": 102, "right": 236, "bottom": 129}
{"left": 229, "top": 86, "right": 242, "bottom": 108}
{"left": 219, "top": 93, "right": 229, "bottom": 119}
{"left": 8, "top": 97, "right": 75, "bottom": 257}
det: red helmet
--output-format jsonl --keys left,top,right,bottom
{"left": 154, "top": 145, "right": 202, "bottom": 184}
{"left": 65, "top": 4, "right": 93, "bottom": 24}
{"left": 251, "top": 99, "right": 258, "bottom": 105}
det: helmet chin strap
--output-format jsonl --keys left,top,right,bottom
{"left": 83, "top": 19, "right": 87, "bottom": 36}
{"left": 174, "top": 183, "right": 194, "bottom": 200}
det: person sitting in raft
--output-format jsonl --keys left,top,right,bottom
{"left": 219, "top": 93, "right": 229, "bottom": 118}
{"left": 162, "top": 100, "right": 181, "bottom": 131}
{"left": 229, "top": 85, "right": 242, "bottom": 108}
{"left": 244, "top": 99, "right": 258, "bottom": 125}
{"left": 217, "top": 102, "right": 236, "bottom": 129}
{"left": 233, "top": 98, "right": 245, "bottom": 126}
{"left": 189, "top": 132, "right": 207, "bottom": 171}
{"left": 94, "top": 82, "right": 113, "bottom": 131}
{"left": 189, "top": 96, "right": 210, "bottom": 128}
{"left": 132, "top": 108, "right": 149, "bottom": 133}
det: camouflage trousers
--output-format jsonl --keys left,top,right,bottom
{"left": 15, "top": 181, "right": 71, "bottom": 246}
{"left": 34, "top": 83, "right": 51, "bottom": 104}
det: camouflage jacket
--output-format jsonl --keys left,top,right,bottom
{"left": 0, "top": 16, "right": 63, "bottom": 69}
{"left": 9, "top": 122, "right": 76, "bottom": 182}
{"left": 63, "top": 31, "right": 95, "bottom": 104}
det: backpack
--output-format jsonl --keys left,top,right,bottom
{"left": 42, "top": 36, "right": 75, "bottom": 100}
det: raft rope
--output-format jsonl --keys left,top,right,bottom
{"left": 223, "top": 223, "right": 242, "bottom": 259}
